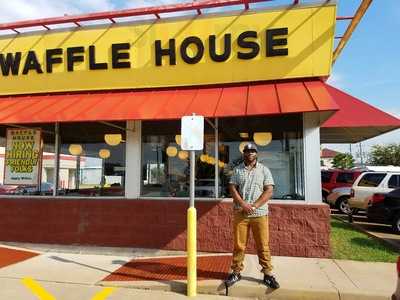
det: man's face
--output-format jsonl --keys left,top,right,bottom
{"left": 243, "top": 149, "right": 257, "bottom": 163}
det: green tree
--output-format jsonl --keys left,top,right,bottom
{"left": 332, "top": 153, "right": 355, "bottom": 169}
{"left": 368, "top": 144, "right": 400, "bottom": 166}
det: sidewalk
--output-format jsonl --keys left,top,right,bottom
{"left": 0, "top": 243, "right": 396, "bottom": 300}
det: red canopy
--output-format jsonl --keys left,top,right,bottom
{"left": 0, "top": 80, "right": 337, "bottom": 124}
{"left": 0, "top": 80, "right": 398, "bottom": 144}
{"left": 321, "top": 85, "right": 400, "bottom": 143}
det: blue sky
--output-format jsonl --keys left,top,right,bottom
{"left": 0, "top": 0, "right": 398, "bottom": 157}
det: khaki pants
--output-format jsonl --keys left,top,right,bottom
{"left": 231, "top": 212, "right": 273, "bottom": 274}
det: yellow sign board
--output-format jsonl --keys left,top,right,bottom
{"left": 0, "top": 4, "right": 336, "bottom": 96}
{"left": 4, "top": 129, "right": 42, "bottom": 185}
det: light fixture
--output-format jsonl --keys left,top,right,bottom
{"left": 239, "top": 142, "right": 248, "bottom": 153}
{"left": 200, "top": 154, "right": 208, "bottom": 162}
{"left": 69, "top": 144, "right": 83, "bottom": 156}
{"left": 105, "top": 134, "right": 122, "bottom": 146}
{"left": 253, "top": 132, "right": 272, "bottom": 146}
{"left": 218, "top": 160, "right": 225, "bottom": 168}
{"left": 207, "top": 156, "right": 216, "bottom": 165}
{"left": 239, "top": 132, "right": 249, "bottom": 138}
{"left": 178, "top": 150, "right": 189, "bottom": 160}
{"left": 99, "top": 149, "right": 111, "bottom": 159}
{"left": 166, "top": 146, "right": 178, "bottom": 157}
{"left": 175, "top": 135, "right": 181, "bottom": 145}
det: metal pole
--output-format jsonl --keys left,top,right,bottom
{"left": 214, "top": 118, "right": 219, "bottom": 199}
{"left": 52, "top": 123, "right": 60, "bottom": 196}
{"left": 187, "top": 149, "right": 197, "bottom": 297}
{"left": 190, "top": 150, "right": 195, "bottom": 208}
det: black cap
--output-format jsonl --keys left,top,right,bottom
{"left": 243, "top": 143, "right": 258, "bottom": 153}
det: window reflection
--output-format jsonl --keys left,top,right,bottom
{"left": 219, "top": 115, "right": 305, "bottom": 200}
{"left": 58, "top": 122, "right": 126, "bottom": 197}
{"left": 141, "top": 120, "right": 215, "bottom": 197}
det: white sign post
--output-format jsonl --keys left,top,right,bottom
{"left": 181, "top": 114, "right": 204, "bottom": 298}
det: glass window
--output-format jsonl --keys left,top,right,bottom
{"left": 219, "top": 115, "right": 304, "bottom": 200}
{"left": 321, "top": 171, "right": 333, "bottom": 183}
{"left": 388, "top": 175, "right": 400, "bottom": 189}
{"left": 0, "top": 124, "right": 55, "bottom": 196}
{"left": 336, "top": 172, "right": 354, "bottom": 184}
{"left": 58, "top": 122, "right": 126, "bottom": 197}
{"left": 358, "top": 173, "right": 386, "bottom": 187}
{"left": 141, "top": 120, "right": 215, "bottom": 198}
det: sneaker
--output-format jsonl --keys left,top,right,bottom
{"left": 224, "top": 272, "right": 242, "bottom": 287}
{"left": 263, "top": 274, "right": 280, "bottom": 289}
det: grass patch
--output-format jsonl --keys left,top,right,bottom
{"left": 330, "top": 218, "right": 399, "bottom": 263}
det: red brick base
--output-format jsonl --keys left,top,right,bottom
{"left": 0, "top": 198, "right": 331, "bottom": 258}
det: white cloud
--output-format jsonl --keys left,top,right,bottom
{"left": 0, "top": 0, "right": 190, "bottom": 23}
{"left": 0, "top": 0, "right": 116, "bottom": 23}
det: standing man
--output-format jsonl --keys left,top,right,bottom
{"left": 225, "top": 143, "right": 279, "bottom": 289}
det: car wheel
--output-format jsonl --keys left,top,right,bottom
{"left": 392, "top": 214, "right": 400, "bottom": 234}
{"left": 337, "top": 197, "right": 352, "bottom": 215}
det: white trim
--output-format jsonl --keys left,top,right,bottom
{"left": 125, "top": 120, "right": 141, "bottom": 198}
{"left": 303, "top": 113, "right": 322, "bottom": 203}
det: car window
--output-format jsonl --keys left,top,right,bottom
{"left": 388, "top": 175, "right": 400, "bottom": 189}
{"left": 357, "top": 173, "right": 386, "bottom": 187}
{"left": 321, "top": 171, "right": 333, "bottom": 183}
{"left": 336, "top": 173, "right": 354, "bottom": 184}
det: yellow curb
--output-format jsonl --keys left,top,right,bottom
{"left": 91, "top": 287, "right": 117, "bottom": 300}
{"left": 22, "top": 277, "right": 56, "bottom": 300}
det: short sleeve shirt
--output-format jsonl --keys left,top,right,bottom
{"left": 229, "top": 162, "right": 274, "bottom": 217}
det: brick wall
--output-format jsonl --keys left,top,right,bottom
{"left": 0, "top": 198, "right": 331, "bottom": 258}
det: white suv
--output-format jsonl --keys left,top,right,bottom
{"left": 349, "top": 172, "right": 400, "bottom": 211}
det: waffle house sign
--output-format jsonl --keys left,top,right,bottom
{"left": 0, "top": 4, "right": 336, "bottom": 95}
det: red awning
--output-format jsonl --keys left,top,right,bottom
{"left": 321, "top": 85, "right": 400, "bottom": 143}
{"left": 0, "top": 80, "right": 338, "bottom": 124}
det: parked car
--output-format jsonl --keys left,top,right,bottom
{"left": 327, "top": 186, "right": 355, "bottom": 214}
{"left": 0, "top": 184, "right": 18, "bottom": 194}
{"left": 349, "top": 172, "right": 400, "bottom": 211}
{"left": 12, "top": 182, "right": 54, "bottom": 195}
{"left": 366, "top": 188, "right": 400, "bottom": 234}
{"left": 321, "top": 169, "right": 362, "bottom": 201}
{"left": 393, "top": 256, "right": 400, "bottom": 300}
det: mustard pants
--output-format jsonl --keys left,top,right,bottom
{"left": 231, "top": 212, "right": 273, "bottom": 274}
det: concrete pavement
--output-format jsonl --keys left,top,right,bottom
{"left": 0, "top": 243, "right": 396, "bottom": 300}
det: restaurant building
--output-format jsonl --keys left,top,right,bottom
{"left": 0, "top": 0, "right": 398, "bottom": 258}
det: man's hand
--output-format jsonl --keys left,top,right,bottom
{"left": 241, "top": 202, "right": 255, "bottom": 214}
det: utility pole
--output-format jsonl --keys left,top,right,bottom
{"left": 359, "top": 143, "right": 364, "bottom": 166}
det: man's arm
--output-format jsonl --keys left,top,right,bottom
{"left": 252, "top": 185, "right": 274, "bottom": 209}
{"left": 229, "top": 184, "right": 254, "bottom": 214}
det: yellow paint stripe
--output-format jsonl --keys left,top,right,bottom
{"left": 22, "top": 277, "right": 56, "bottom": 300}
{"left": 91, "top": 287, "right": 116, "bottom": 300}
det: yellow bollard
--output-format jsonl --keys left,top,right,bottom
{"left": 187, "top": 206, "right": 197, "bottom": 297}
